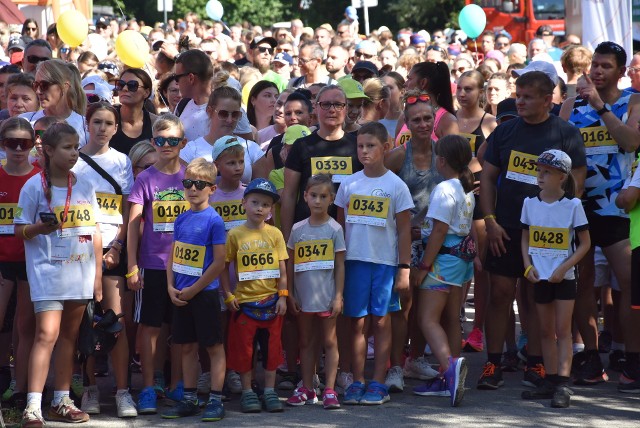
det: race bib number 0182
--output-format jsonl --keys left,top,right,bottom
{"left": 506, "top": 151, "right": 538, "bottom": 185}
{"left": 152, "top": 201, "right": 188, "bottom": 232}
{"left": 346, "top": 195, "right": 390, "bottom": 227}
{"left": 237, "top": 249, "right": 280, "bottom": 281}
{"left": 311, "top": 156, "right": 353, "bottom": 183}
{"left": 294, "top": 239, "right": 334, "bottom": 272}
{"left": 172, "top": 241, "right": 205, "bottom": 276}
{"left": 580, "top": 126, "right": 618, "bottom": 155}
{"left": 529, "top": 226, "right": 569, "bottom": 258}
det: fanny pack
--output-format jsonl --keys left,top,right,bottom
{"left": 439, "top": 235, "right": 477, "bottom": 262}
{"left": 240, "top": 293, "right": 278, "bottom": 321}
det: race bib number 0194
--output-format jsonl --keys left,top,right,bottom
{"left": 172, "top": 241, "right": 205, "bottom": 276}
{"left": 346, "top": 195, "right": 390, "bottom": 227}
{"left": 529, "top": 226, "right": 569, "bottom": 258}
{"left": 152, "top": 201, "right": 188, "bottom": 232}
{"left": 506, "top": 151, "right": 538, "bottom": 185}
{"left": 54, "top": 204, "right": 96, "bottom": 237}
{"left": 211, "top": 200, "right": 246, "bottom": 230}
{"left": 294, "top": 239, "right": 334, "bottom": 272}
{"left": 237, "top": 249, "right": 280, "bottom": 281}
{"left": 311, "top": 156, "right": 353, "bottom": 183}
{"left": 580, "top": 126, "right": 618, "bottom": 155}
{"left": 0, "top": 203, "right": 17, "bottom": 235}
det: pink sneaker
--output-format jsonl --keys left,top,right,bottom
{"left": 464, "top": 327, "right": 484, "bottom": 352}
{"left": 322, "top": 388, "right": 340, "bottom": 409}
{"left": 286, "top": 386, "right": 317, "bottom": 406}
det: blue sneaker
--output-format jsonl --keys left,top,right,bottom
{"left": 165, "top": 381, "right": 184, "bottom": 402}
{"left": 413, "top": 377, "right": 450, "bottom": 397}
{"left": 161, "top": 399, "right": 199, "bottom": 419}
{"left": 343, "top": 381, "right": 365, "bottom": 405}
{"left": 359, "top": 381, "right": 390, "bottom": 405}
{"left": 202, "top": 399, "right": 225, "bottom": 422}
{"left": 137, "top": 386, "right": 157, "bottom": 414}
{"left": 443, "top": 356, "right": 468, "bottom": 407}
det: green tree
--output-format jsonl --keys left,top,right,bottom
{"left": 387, "top": 0, "right": 463, "bottom": 31}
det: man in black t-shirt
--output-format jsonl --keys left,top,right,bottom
{"left": 478, "top": 72, "right": 587, "bottom": 391}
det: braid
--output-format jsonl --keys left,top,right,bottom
{"left": 43, "top": 154, "right": 52, "bottom": 202}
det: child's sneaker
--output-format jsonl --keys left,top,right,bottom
{"left": 277, "top": 371, "right": 299, "bottom": 390}
{"left": 286, "top": 386, "right": 317, "bottom": 406}
{"left": 48, "top": 395, "right": 90, "bottom": 423}
{"left": 343, "top": 381, "right": 366, "bottom": 404}
{"left": 359, "top": 381, "right": 390, "bottom": 405}
{"left": 165, "top": 381, "right": 184, "bottom": 401}
{"left": 403, "top": 356, "right": 439, "bottom": 380}
{"left": 384, "top": 365, "right": 404, "bottom": 392}
{"left": 322, "top": 388, "right": 340, "bottom": 409}
{"left": 161, "top": 398, "right": 199, "bottom": 419}
{"left": 444, "top": 357, "right": 468, "bottom": 407}
{"left": 413, "top": 377, "right": 450, "bottom": 397}
{"left": 137, "top": 386, "right": 157, "bottom": 414}
{"left": 463, "top": 327, "right": 484, "bottom": 352}
{"left": 225, "top": 371, "right": 243, "bottom": 394}
{"left": 477, "top": 362, "right": 504, "bottom": 390}
{"left": 240, "top": 391, "right": 261, "bottom": 413}
{"left": 80, "top": 385, "right": 100, "bottom": 414}
{"left": 522, "top": 364, "right": 546, "bottom": 388}
{"left": 115, "top": 390, "right": 138, "bottom": 418}
{"left": 202, "top": 399, "right": 225, "bottom": 421}
{"left": 336, "top": 371, "right": 353, "bottom": 394}
{"left": 262, "top": 389, "right": 284, "bottom": 412}
{"left": 197, "top": 372, "right": 211, "bottom": 394}
{"left": 21, "top": 406, "right": 45, "bottom": 428}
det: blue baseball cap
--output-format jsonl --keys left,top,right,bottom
{"left": 272, "top": 52, "right": 293, "bottom": 66}
{"left": 212, "top": 136, "right": 243, "bottom": 161}
{"left": 244, "top": 178, "right": 280, "bottom": 202}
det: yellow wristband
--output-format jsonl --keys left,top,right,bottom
{"left": 224, "top": 294, "right": 236, "bottom": 304}
{"left": 484, "top": 214, "right": 497, "bottom": 220}
{"left": 278, "top": 289, "right": 289, "bottom": 297}
{"left": 22, "top": 225, "right": 31, "bottom": 240}
{"left": 524, "top": 265, "right": 533, "bottom": 278}
{"left": 125, "top": 268, "right": 139, "bottom": 279}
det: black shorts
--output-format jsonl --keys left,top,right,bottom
{"left": 102, "top": 248, "right": 127, "bottom": 278}
{"left": 472, "top": 171, "right": 483, "bottom": 221}
{"left": 534, "top": 279, "right": 577, "bottom": 304}
{"left": 484, "top": 227, "right": 524, "bottom": 278}
{"left": 138, "top": 268, "right": 172, "bottom": 328}
{"left": 0, "top": 261, "right": 28, "bottom": 282}
{"left": 172, "top": 289, "right": 224, "bottom": 347}
{"left": 0, "top": 281, "right": 17, "bottom": 333}
{"left": 632, "top": 247, "right": 640, "bottom": 309}
{"left": 587, "top": 214, "right": 629, "bottom": 248}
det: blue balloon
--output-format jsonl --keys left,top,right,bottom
{"left": 206, "top": 0, "right": 224, "bottom": 21}
{"left": 458, "top": 4, "right": 486, "bottom": 39}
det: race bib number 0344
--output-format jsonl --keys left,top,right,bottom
{"left": 506, "top": 151, "right": 538, "bottom": 185}
{"left": 237, "top": 249, "right": 280, "bottom": 281}
{"left": 346, "top": 195, "right": 390, "bottom": 227}
{"left": 294, "top": 239, "right": 334, "bottom": 272}
{"left": 311, "top": 156, "right": 353, "bottom": 183}
{"left": 529, "top": 226, "right": 569, "bottom": 258}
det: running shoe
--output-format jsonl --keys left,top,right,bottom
{"left": 522, "top": 364, "right": 546, "bottom": 388}
{"left": 336, "top": 371, "right": 353, "bottom": 394}
{"left": 277, "top": 371, "right": 299, "bottom": 390}
{"left": 137, "top": 386, "right": 157, "bottom": 414}
{"left": 574, "top": 353, "right": 608, "bottom": 385}
{"left": 80, "top": 386, "right": 100, "bottom": 414}
{"left": 403, "top": 356, "right": 439, "bottom": 380}
{"left": 240, "top": 391, "right": 261, "bottom": 413}
{"left": 202, "top": 399, "right": 225, "bottom": 421}
{"left": 161, "top": 398, "right": 199, "bottom": 419}
{"left": 322, "top": 388, "right": 340, "bottom": 409}
{"left": 115, "top": 390, "right": 138, "bottom": 418}
{"left": 463, "top": 327, "right": 484, "bottom": 352}
{"left": 48, "top": 395, "right": 90, "bottom": 423}
{"left": 226, "top": 370, "right": 243, "bottom": 394}
{"left": 477, "top": 362, "right": 504, "bottom": 390}
{"left": 413, "top": 377, "right": 450, "bottom": 397}
{"left": 262, "top": 389, "right": 284, "bottom": 412}
{"left": 197, "top": 372, "right": 211, "bottom": 394}
{"left": 286, "top": 386, "right": 317, "bottom": 406}
{"left": 343, "top": 381, "right": 365, "bottom": 404}
{"left": 551, "top": 385, "right": 572, "bottom": 408}
{"left": 501, "top": 351, "right": 520, "bottom": 372}
{"left": 384, "top": 365, "right": 404, "bottom": 392}
{"left": 443, "top": 356, "right": 467, "bottom": 407}
{"left": 521, "top": 379, "right": 555, "bottom": 399}
{"left": 21, "top": 406, "right": 45, "bottom": 428}
{"left": 165, "top": 381, "right": 184, "bottom": 402}
{"left": 359, "top": 381, "right": 390, "bottom": 405}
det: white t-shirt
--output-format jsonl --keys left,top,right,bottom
{"left": 178, "top": 99, "right": 252, "bottom": 142}
{"left": 72, "top": 148, "right": 134, "bottom": 246}
{"left": 622, "top": 159, "right": 640, "bottom": 190}
{"left": 20, "top": 110, "right": 88, "bottom": 147}
{"left": 520, "top": 195, "right": 589, "bottom": 280}
{"left": 335, "top": 169, "right": 414, "bottom": 266}
{"left": 180, "top": 136, "right": 265, "bottom": 185}
{"left": 422, "top": 179, "right": 475, "bottom": 238}
{"left": 15, "top": 174, "right": 100, "bottom": 301}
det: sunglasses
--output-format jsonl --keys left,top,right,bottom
{"left": 2, "top": 138, "right": 34, "bottom": 151}
{"left": 27, "top": 55, "right": 50, "bottom": 65}
{"left": 86, "top": 93, "right": 102, "bottom": 103}
{"left": 26, "top": 27, "right": 37, "bottom": 32}
{"left": 355, "top": 51, "right": 375, "bottom": 60}
{"left": 173, "top": 72, "right": 191, "bottom": 82}
{"left": 215, "top": 109, "right": 242, "bottom": 120}
{"left": 405, "top": 94, "right": 431, "bottom": 105}
{"left": 496, "top": 42, "right": 509, "bottom": 48}
{"left": 317, "top": 101, "right": 346, "bottom": 111}
{"left": 257, "top": 47, "right": 274, "bottom": 55}
{"left": 32, "top": 80, "right": 55, "bottom": 92}
{"left": 60, "top": 47, "right": 70, "bottom": 55}
{"left": 152, "top": 136, "right": 184, "bottom": 147}
{"left": 182, "top": 179, "right": 214, "bottom": 190}
{"left": 115, "top": 79, "right": 142, "bottom": 92}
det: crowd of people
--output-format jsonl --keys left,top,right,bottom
{"left": 0, "top": 8, "right": 639, "bottom": 427}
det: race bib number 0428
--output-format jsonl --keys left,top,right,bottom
{"left": 529, "top": 226, "right": 569, "bottom": 258}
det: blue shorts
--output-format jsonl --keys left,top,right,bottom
{"left": 344, "top": 260, "right": 398, "bottom": 317}
{"left": 419, "top": 254, "right": 473, "bottom": 289}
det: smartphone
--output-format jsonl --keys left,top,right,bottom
{"left": 39, "top": 212, "right": 59, "bottom": 225}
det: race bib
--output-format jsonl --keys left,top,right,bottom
{"left": 211, "top": 200, "right": 246, "bottom": 231}
{"left": 311, "top": 156, "right": 353, "bottom": 183}
{"left": 529, "top": 226, "right": 569, "bottom": 258}
{"left": 346, "top": 194, "right": 390, "bottom": 227}
{"left": 506, "top": 150, "right": 538, "bottom": 185}
{"left": 580, "top": 126, "right": 618, "bottom": 155}
{"left": 294, "top": 239, "right": 334, "bottom": 272}
{"left": 0, "top": 203, "right": 17, "bottom": 235}
{"left": 152, "top": 201, "right": 188, "bottom": 232}
{"left": 459, "top": 133, "right": 477, "bottom": 156}
{"left": 237, "top": 249, "right": 280, "bottom": 281}
{"left": 51, "top": 239, "right": 71, "bottom": 261}
{"left": 96, "top": 193, "right": 123, "bottom": 224}
{"left": 54, "top": 204, "right": 96, "bottom": 237}
{"left": 172, "top": 241, "right": 205, "bottom": 276}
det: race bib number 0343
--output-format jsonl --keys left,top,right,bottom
{"left": 506, "top": 151, "right": 538, "bottom": 185}
{"left": 346, "top": 195, "right": 390, "bottom": 227}
{"left": 529, "top": 226, "right": 569, "bottom": 258}
{"left": 152, "top": 201, "right": 188, "bottom": 232}
{"left": 237, "top": 249, "right": 280, "bottom": 281}
{"left": 311, "top": 156, "right": 353, "bottom": 183}
{"left": 172, "top": 241, "right": 205, "bottom": 276}
{"left": 294, "top": 239, "right": 334, "bottom": 272}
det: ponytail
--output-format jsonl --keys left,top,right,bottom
{"left": 459, "top": 166, "right": 475, "bottom": 194}
{"left": 435, "top": 134, "right": 474, "bottom": 193}
{"left": 563, "top": 172, "right": 576, "bottom": 199}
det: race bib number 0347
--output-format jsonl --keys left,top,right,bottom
{"left": 529, "top": 226, "right": 569, "bottom": 258}
{"left": 294, "top": 239, "right": 334, "bottom": 272}
{"left": 506, "top": 151, "right": 538, "bottom": 185}
{"left": 237, "top": 249, "right": 280, "bottom": 281}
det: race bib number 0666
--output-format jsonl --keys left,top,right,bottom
{"left": 237, "top": 249, "right": 280, "bottom": 281}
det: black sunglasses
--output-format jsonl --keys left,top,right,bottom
{"left": 32, "top": 80, "right": 54, "bottom": 92}
{"left": 152, "top": 136, "right": 183, "bottom": 147}
{"left": 182, "top": 179, "right": 214, "bottom": 190}
{"left": 173, "top": 72, "right": 191, "bottom": 82}
{"left": 27, "top": 55, "right": 50, "bottom": 65}
{"left": 355, "top": 50, "right": 375, "bottom": 60}
{"left": 115, "top": 79, "right": 142, "bottom": 92}
{"left": 257, "top": 46, "right": 274, "bottom": 55}
{"left": 2, "top": 137, "right": 34, "bottom": 151}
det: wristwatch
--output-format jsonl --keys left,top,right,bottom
{"left": 596, "top": 104, "right": 610, "bottom": 116}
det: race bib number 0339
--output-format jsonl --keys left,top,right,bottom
{"left": 529, "top": 226, "right": 569, "bottom": 258}
{"left": 152, "top": 201, "right": 188, "bottom": 232}
{"left": 172, "top": 241, "right": 205, "bottom": 276}
{"left": 237, "top": 249, "right": 280, "bottom": 281}
{"left": 294, "top": 239, "right": 334, "bottom": 272}
{"left": 580, "top": 126, "right": 618, "bottom": 155}
{"left": 346, "top": 195, "right": 390, "bottom": 227}
{"left": 311, "top": 156, "right": 353, "bottom": 183}
{"left": 506, "top": 150, "right": 538, "bottom": 185}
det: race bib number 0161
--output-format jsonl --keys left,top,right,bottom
{"left": 311, "top": 156, "right": 353, "bottom": 183}
{"left": 237, "top": 249, "right": 280, "bottom": 281}
{"left": 211, "top": 200, "right": 246, "bottom": 230}
{"left": 346, "top": 195, "right": 390, "bottom": 227}
{"left": 172, "top": 241, "right": 205, "bottom": 276}
{"left": 529, "top": 226, "right": 569, "bottom": 257}
{"left": 580, "top": 126, "right": 618, "bottom": 155}
{"left": 152, "top": 201, "right": 188, "bottom": 232}
{"left": 506, "top": 151, "right": 538, "bottom": 185}
{"left": 54, "top": 204, "right": 96, "bottom": 237}
{"left": 294, "top": 239, "right": 334, "bottom": 272}
{"left": 0, "top": 203, "right": 17, "bottom": 235}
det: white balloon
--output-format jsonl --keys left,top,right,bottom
{"left": 87, "top": 33, "right": 108, "bottom": 61}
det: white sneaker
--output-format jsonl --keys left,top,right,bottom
{"left": 225, "top": 370, "right": 242, "bottom": 394}
{"left": 296, "top": 374, "right": 322, "bottom": 396}
{"left": 335, "top": 371, "right": 353, "bottom": 394}
{"left": 115, "top": 391, "right": 138, "bottom": 418}
{"left": 385, "top": 365, "right": 404, "bottom": 392}
{"left": 197, "top": 372, "right": 211, "bottom": 394}
{"left": 21, "top": 406, "right": 45, "bottom": 426}
{"left": 81, "top": 386, "right": 100, "bottom": 415}
{"left": 403, "top": 356, "right": 439, "bottom": 380}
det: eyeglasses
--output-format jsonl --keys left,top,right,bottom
{"left": 182, "top": 179, "right": 214, "bottom": 190}
{"left": 355, "top": 51, "right": 375, "bottom": 60}
{"left": 27, "top": 55, "right": 50, "bottom": 65}
{"left": 297, "top": 57, "right": 316, "bottom": 65}
{"left": 173, "top": 72, "right": 192, "bottom": 82}
{"left": 32, "top": 80, "right": 55, "bottom": 92}
{"left": 496, "top": 42, "right": 510, "bottom": 48}
{"left": 257, "top": 47, "right": 274, "bottom": 55}
{"left": 628, "top": 66, "right": 640, "bottom": 73}
{"left": 115, "top": 79, "right": 143, "bottom": 92}
{"left": 405, "top": 94, "right": 431, "bottom": 105}
{"left": 215, "top": 109, "right": 242, "bottom": 120}
{"left": 152, "top": 136, "right": 184, "bottom": 147}
{"left": 317, "top": 102, "right": 346, "bottom": 111}
{"left": 2, "top": 138, "right": 34, "bottom": 151}
{"left": 60, "top": 47, "right": 70, "bottom": 55}
{"left": 86, "top": 93, "right": 102, "bottom": 103}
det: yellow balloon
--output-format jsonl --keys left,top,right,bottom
{"left": 115, "top": 30, "right": 149, "bottom": 68}
{"left": 57, "top": 10, "right": 88, "bottom": 47}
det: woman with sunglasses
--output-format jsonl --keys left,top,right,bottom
{"left": 72, "top": 102, "right": 137, "bottom": 418}
{"left": 180, "top": 85, "right": 267, "bottom": 184}
{"left": 21, "top": 19, "right": 40, "bottom": 39}
{"left": 20, "top": 59, "right": 88, "bottom": 145}
{"left": 384, "top": 90, "right": 443, "bottom": 393}
{"left": 0, "top": 117, "right": 41, "bottom": 413}
{"left": 110, "top": 68, "right": 157, "bottom": 156}
{"left": 247, "top": 80, "right": 279, "bottom": 133}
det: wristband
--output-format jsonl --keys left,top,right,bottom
{"left": 114, "top": 239, "right": 125, "bottom": 247}
{"left": 398, "top": 263, "right": 411, "bottom": 269}
{"left": 483, "top": 214, "right": 496, "bottom": 220}
{"left": 278, "top": 289, "right": 289, "bottom": 297}
{"left": 22, "top": 225, "right": 31, "bottom": 240}
{"left": 125, "top": 268, "right": 139, "bottom": 279}
{"left": 224, "top": 294, "right": 236, "bottom": 304}
{"left": 524, "top": 265, "right": 533, "bottom": 278}
{"left": 417, "top": 261, "right": 431, "bottom": 271}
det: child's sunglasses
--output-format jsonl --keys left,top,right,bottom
{"left": 405, "top": 94, "right": 431, "bottom": 105}
{"left": 2, "top": 138, "right": 35, "bottom": 151}
{"left": 182, "top": 179, "right": 214, "bottom": 190}
{"left": 152, "top": 136, "right": 183, "bottom": 147}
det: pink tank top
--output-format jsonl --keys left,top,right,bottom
{"left": 431, "top": 107, "right": 447, "bottom": 142}
{"left": 395, "top": 106, "right": 449, "bottom": 147}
